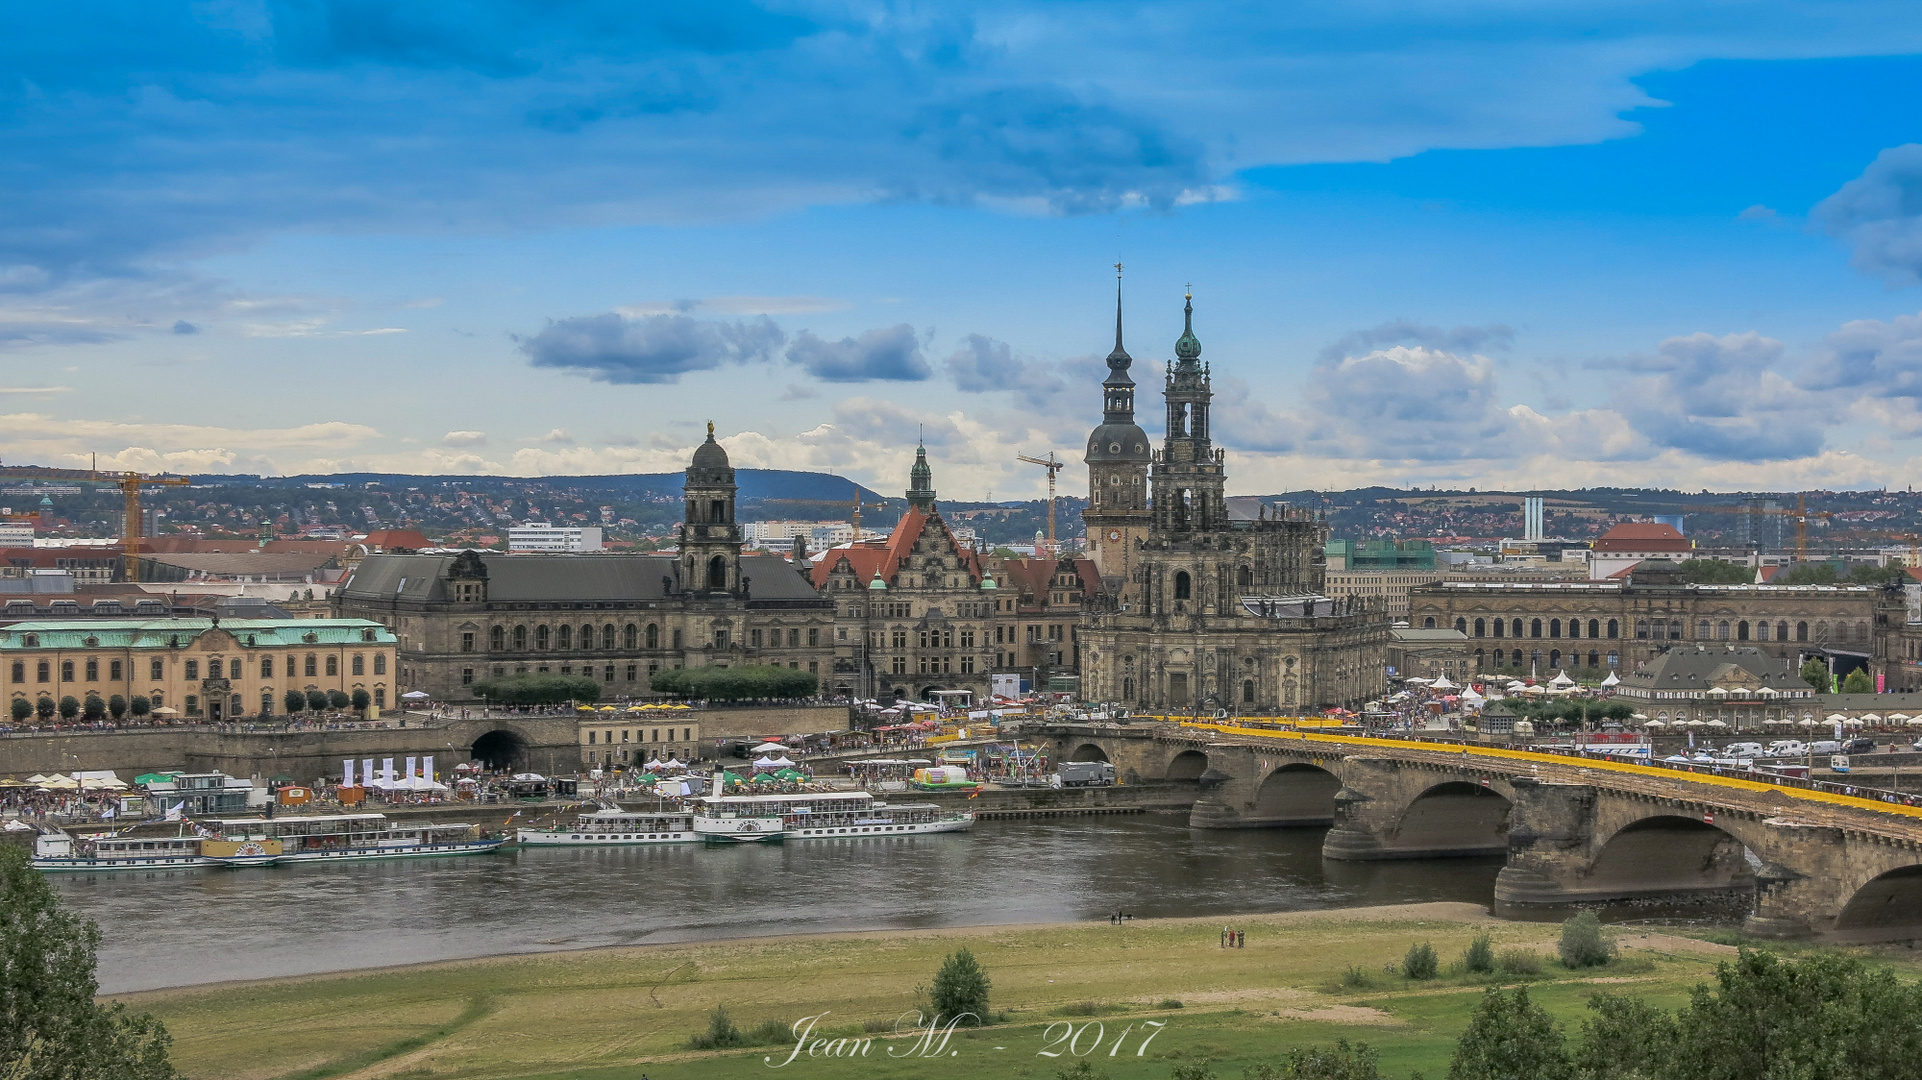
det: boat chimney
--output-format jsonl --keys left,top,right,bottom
{"left": 711, "top": 773, "right": 723, "bottom": 798}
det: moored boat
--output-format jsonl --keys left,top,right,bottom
{"left": 201, "top": 813, "right": 507, "bottom": 862}
{"left": 691, "top": 790, "right": 973, "bottom": 841}
{"left": 30, "top": 828, "right": 207, "bottom": 872}
{"left": 516, "top": 807, "right": 696, "bottom": 846}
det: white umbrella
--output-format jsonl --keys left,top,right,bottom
{"left": 1827, "top": 713, "right": 1849, "bottom": 722}
{"left": 401, "top": 690, "right": 431, "bottom": 700}
{"left": 1860, "top": 713, "right": 1883, "bottom": 723}
{"left": 750, "top": 742, "right": 789, "bottom": 754}
{"left": 1705, "top": 686, "right": 1729, "bottom": 698}
{"left": 1756, "top": 686, "right": 1779, "bottom": 697}
{"left": 1599, "top": 671, "right": 1620, "bottom": 687}
{"left": 1799, "top": 718, "right": 1820, "bottom": 728}
{"left": 510, "top": 772, "right": 547, "bottom": 782}
{"left": 1630, "top": 712, "right": 1649, "bottom": 720}
{"left": 1889, "top": 713, "right": 1911, "bottom": 722}
{"left": 1907, "top": 717, "right": 1922, "bottom": 727}
{"left": 1642, "top": 719, "right": 1666, "bottom": 728}
{"left": 1705, "top": 719, "right": 1728, "bottom": 729}
{"left": 1844, "top": 718, "right": 1866, "bottom": 728}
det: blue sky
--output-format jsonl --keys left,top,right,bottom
{"left": 7, "top": 2, "right": 1922, "bottom": 499}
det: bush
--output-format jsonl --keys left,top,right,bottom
{"left": 1495, "top": 948, "right": 1544, "bottom": 976}
{"left": 9, "top": 698, "right": 30, "bottom": 722}
{"left": 1054, "top": 1001, "right": 1108, "bottom": 1016}
{"left": 1558, "top": 911, "right": 1615, "bottom": 969}
{"left": 1463, "top": 932, "right": 1495, "bottom": 974}
{"left": 107, "top": 694, "right": 126, "bottom": 719}
{"left": 58, "top": 696, "right": 79, "bottom": 721}
{"left": 129, "top": 694, "right": 150, "bottom": 718}
{"left": 744, "top": 1019, "right": 790, "bottom": 1045}
{"left": 471, "top": 674, "right": 601, "bottom": 707}
{"left": 1158, "top": 998, "right": 1184, "bottom": 1009}
{"left": 1341, "top": 965, "right": 1374, "bottom": 989}
{"left": 1448, "top": 986, "right": 1571, "bottom": 1080}
{"left": 1055, "top": 1061, "right": 1110, "bottom": 1080}
{"left": 326, "top": 689, "right": 351, "bottom": 710}
{"left": 284, "top": 689, "right": 307, "bottom": 715}
{"left": 650, "top": 663, "right": 819, "bottom": 701}
{"left": 685, "top": 1005, "right": 744, "bottom": 1050}
{"left": 1403, "top": 941, "right": 1439, "bottom": 980}
{"left": 34, "top": 697, "right": 53, "bottom": 720}
{"left": 305, "top": 690, "right": 328, "bottom": 712}
{"left": 1167, "top": 1064, "right": 1213, "bottom": 1080}
{"left": 1841, "top": 669, "right": 1874, "bottom": 694}
{"left": 930, "top": 948, "right": 990, "bottom": 1026}
{"left": 1245, "top": 1040, "right": 1382, "bottom": 1079}
{"left": 82, "top": 695, "right": 105, "bottom": 721}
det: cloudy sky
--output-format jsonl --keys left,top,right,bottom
{"left": 8, "top": 3, "right": 1922, "bottom": 499}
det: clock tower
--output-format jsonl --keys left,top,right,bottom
{"left": 1082, "top": 266, "right": 1153, "bottom": 592}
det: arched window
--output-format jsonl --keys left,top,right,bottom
{"left": 1566, "top": 618, "right": 1579, "bottom": 639}
{"left": 1474, "top": 649, "right": 1485, "bottom": 668}
{"left": 1587, "top": 650, "right": 1599, "bottom": 668}
{"left": 1736, "top": 621, "right": 1749, "bottom": 641}
{"left": 1492, "top": 618, "right": 1504, "bottom": 638}
{"left": 513, "top": 625, "right": 527, "bottom": 650}
{"left": 86, "top": 658, "right": 99, "bottom": 681}
{"left": 1607, "top": 650, "right": 1619, "bottom": 667}
{"left": 536, "top": 625, "right": 551, "bottom": 650}
{"left": 1456, "top": 617, "right": 1468, "bottom": 634}
{"left": 1857, "top": 621, "right": 1870, "bottom": 642}
{"left": 305, "top": 654, "right": 317, "bottom": 677}
{"left": 1588, "top": 619, "right": 1600, "bottom": 638}
{"left": 7, "top": 662, "right": 19, "bottom": 683}
{"left": 646, "top": 624, "right": 660, "bottom": 649}
{"left": 1241, "top": 679, "right": 1255, "bottom": 703}
{"left": 1756, "top": 621, "right": 1770, "bottom": 641}
{"left": 1796, "top": 621, "right": 1809, "bottom": 641}
{"left": 1606, "top": 619, "right": 1619, "bottom": 639}
{"left": 1173, "top": 571, "right": 1192, "bottom": 600}
{"left": 1512, "top": 649, "right": 1523, "bottom": 665}
{"left": 1669, "top": 621, "right": 1683, "bottom": 640}
{"left": 261, "top": 691, "right": 274, "bottom": 715}
{"left": 325, "top": 656, "right": 338, "bottom": 677}
{"left": 1635, "top": 620, "right": 1649, "bottom": 639}
{"left": 624, "top": 623, "right": 638, "bottom": 649}
{"left": 1549, "top": 649, "right": 1561, "bottom": 668}
{"left": 60, "top": 660, "right": 73, "bottom": 682}
{"left": 1511, "top": 618, "right": 1524, "bottom": 638}
{"left": 261, "top": 656, "right": 273, "bottom": 677}
{"left": 1549, "top": 619, "right": 1561, "bottom": 638}
{"left": 1777, "top": 621, "right": 1789, "bottom": 641}
{"left": 1530, "top": 619, "right": 1542, "bottom": 638}
{"left": 1423, "top": 616, "right": 1437, "bottom": 629}
{"left": 1473, "top": 617, "right": 1485, "bottom": 637}
{"left": 1717, "top": 620, "right": 1730, "bottom": 640}
{"left": 602, "top": 624, "right": 616, "bottom": 650}
{"left": 352, "top": 654, "right": 365, "bottom": 675}
{"left": 490, "top": 626, "right": 504, "bottom": 651}
{"left": 557, "top": 625, "right": 572, "bottom": 650}
{"left": 1697, "top": 619, "right": 1711, "bottom": 639}
{"left": 1815, "top": 620, "right": 1829, "bottom": 642}
{"left": 374, "top": 654, "right": 385, "bottom": 674}
{"left": 35, "top": 661, "right": 48, "bottom": 683}
{"left": 708, "top": 555, "right": 728, "bottom": 590}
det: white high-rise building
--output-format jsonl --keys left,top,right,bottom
{"left": 508, "top": 522, "right": 604, "bottom": 553}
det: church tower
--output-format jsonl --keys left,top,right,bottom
{"left": 1082, "top": 266, "right": 1153, "bottom": 583}
{"left": 682, "top": 421, "right": 742, "bottom": 593}
{"left": 1151, "top": 290, "right": 1227, "bottom": 535}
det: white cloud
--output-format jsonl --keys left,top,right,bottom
{"left": 442, "top": 430, "right": 488, "bottom": 447}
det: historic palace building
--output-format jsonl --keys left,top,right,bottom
{"left": 1079, "top": 289, "right": 1389, "bottom": 713}
{"left": 1405, "top": 561, "right": 1908, "bottom": 684}
{"left": 335, "top": 427, "right": 834, "bottom": 701}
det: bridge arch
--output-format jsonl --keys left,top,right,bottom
{"left": 1833, "top": 865, "right": 1922, "bottom": 937}
{"left": 1166, "top": 749, "right": 1209, "bottom": 780}
{"left": 1253, "top": 762, "right": 1341, "bottom": 826}
{"left": 471, "top": 728, "right": 529, "bottom": 771}
{"left": 1066, "top": 743, "right": 1110, "bottom": 763}
{"left": 1584, "top": 814, "right": 1756, "bottom": 897}
{"left": 1392, "top": 780, "right": 1512, "bottom": 856}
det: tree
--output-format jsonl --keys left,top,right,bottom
{"left": 34, "top": 697, "right": 53, "bottom": 721}
{"left": 351, "top": 688, "right": 371, "bottom": 715}
{"left": 305, "top": 690, "right": 329, "bottom": 712}
{"left": 1676, "top": 559, "right": 1753, "bottom": 585}
{"left": 0, "top": 844, "right": 181, "bottom": 1078}
{"left": 107, "top": 695, "right": 126, "bottom": 720}
{"left": 1448, "top": 987, "right": 1571, "bottom": 1080}
{"left": 1840, "top": 669, "right": 1874, "bottom": 694}
{"left": 649, "top": 664, "right": 818, "bottom": 701}
{"left": 326, "top": 689, "right": 351, "bottom": 710}
{"left": 1463, "top": 932, "right": 1495, "bottom": 975}
{"left": 81, "top": 696, "right": 104, "bottom": 721}
{"left": 1778, "top": 563, "right": 1839, "bottom": 586}
{"left": 1574, "top": 992, "right": 1675, "bottom": 1080}
{"left": 1799, "top": 658, "right": 1832, "bottom": 694}
{"left": 10, "top": 698, "right": 30, "bottom": 723}
{"left": 128, "top": 695, "right": 150, "bottom": 719}
{"left": 929, "top": 947, "right": 991, "bottom": 1026}
{"left": 471, "top": 674, "right": 601, "bottom": 707}
{"left": 283, "top": 689, "right": 307, "bottom": 715}
{"left": 1245, "top": 1041, "right": 1381, "bottom": 1079}
{"left": 57, "top": 696, "right": 79, "bottom": 721}
{"left": 1558, "top": 911, "right": 1614, "bottom": 968}
{"left": 1403, "top": 941, "right": 1439, "bottom": 980}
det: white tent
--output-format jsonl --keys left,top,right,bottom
{"left": 750, "top": 742, "right": 789, "bottom": 754}
{"left": 401, "top": 690, "right": 431, "bottom": 700}
{"left": 1549, "top": 670, "right": 1576, "bottom": 688}
{"left": 1599, "top": 671, "right": 1620, "bottom": 687}
{"left": 752, "top": 756, "right": 780, "bottom": 767}
{"left": 1430, "top": 675, "right": 1458, "bottom": 690}
{"left": 1459, "top": 689, "right": 1485, "bottom": 707}
{"left": 511, "top": 772, "right": 547, "bottom": 782}
{"left": 766, "top": 755, "right": 796, "bottom": 767}
{"left": 659, "top": 758, "right": 687, "bottom": 771}
{"left": 643, "top": 759, "right": 663, "bottom": 771}
{"left": 1, "top": 818, "right": 32, "bottom": 832}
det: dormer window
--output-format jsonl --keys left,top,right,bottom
{"left": 83, "top": 636, "right": 98, "bottom": 648}
{"left": 303, "top": 632, "right": 320, "bottom": 644}
{"left": 22, "top": 634, "right": 36, "bottom": 647}
{"left": 362, "top": 628, "right": 377, "bottom": 642}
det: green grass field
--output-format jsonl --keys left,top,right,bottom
{"left": 118, "top": 902, "right": 1918, "bottom": 1080}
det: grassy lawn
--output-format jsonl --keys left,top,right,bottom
{"left": 119, "top": 903, "right": 1911, "bottom": 1080}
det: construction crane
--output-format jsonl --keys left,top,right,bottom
{"left": 0, "top": 458, "right": 191, "bottom": 582}
{"left": 1016, "top": 451, "right": 1066, "bottom": 557}
{"left": 1618, "top": 493, "right": 1834, "bottom": 562}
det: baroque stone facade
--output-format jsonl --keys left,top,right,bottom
{"left": 334, "top": 428, "right": 835, "bottom": 701}
{"left": 1079, "top": 292, "right": 1389, "bottom": 713}
{"left": 1406, "top": 562, "right": 1907, "bottom": 683}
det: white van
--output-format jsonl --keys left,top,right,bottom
{"left": 1767, "top": 740, "right": 1808, "bottom": 757}
{"left": 1808, "top": 740, "right": 1844, "bottom": 755}
{"left": 1723, "top": 742, "right": 1765, "bottom": 757}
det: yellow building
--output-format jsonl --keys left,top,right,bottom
{"left": 1, "top": 618, "right": 399, "bottom": 722}
{"left": 579, "top": 713, "right": 702, "bottom": 768}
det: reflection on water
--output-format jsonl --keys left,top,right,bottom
{"left": 56, "top": 814, "right": 1506, "bottom": 993}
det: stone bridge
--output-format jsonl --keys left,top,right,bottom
{"left": 0, "top": 714, "right": 579, "bottom": 783}
{"left": 1035, "top": 722, "right": 1922, "bottom": 942}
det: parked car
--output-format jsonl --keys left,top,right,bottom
{"left": 1767, "top": 740, "right": 1808, "bottom": 758}
{"left": 1723, "top": 742, "right": 1765, "bottom": 757}
{"left": 1843, "top": 737, "right": 1877, "bottom": 754}
{"left": 1808, "top": 740, "right": 1844, "bottom": 755}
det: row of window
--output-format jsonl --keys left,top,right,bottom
{"left": 586, "top": 728, "right": 695, "bottom": 744}
{"left": 1435, "top": 614, "right": 1869, "bottom": 644}
{"left": 15, "top": 685, "right": 389, "bottom": 716}
{"left": 1475, "top": 648, "right": 1620, "bottom": 669}
{"left": 482, "top": 623, "right": 663, "bottom": 652}
{"left": 8, "top": 653, "right": 386, "bottom": 684}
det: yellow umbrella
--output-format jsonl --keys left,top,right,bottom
{"left": 598, "top": 705, "right": 617, "bottom": 712}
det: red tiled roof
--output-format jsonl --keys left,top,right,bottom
{"left": 1593, "top": 522, "right": 1690, "bottom": 552}
{"left": 810, "top": 508, "right": 983, "bottom": 588}
{"left": 362, "top": 529, "right": 431, "bottom": 551}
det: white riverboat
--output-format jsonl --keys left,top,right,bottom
{"left": 198, "top": 813, "right": 507, "bottom": 865}
{"left": 691, "top": 790, "right": 974, "bottom": 842}
{"left": 516, "top": 807, "right": 697, "bottom": 846}
{"left": 31, "top": 828, "right": 208, "bottom": 872}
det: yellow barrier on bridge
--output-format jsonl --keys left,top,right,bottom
{"left": 1175, "top": 720, "right": 1922, "bottom": 823}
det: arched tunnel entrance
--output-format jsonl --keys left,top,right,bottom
{"left": 1251, "top": 763, "right": 1341, "bottom": 826}
{"left": 1584, "top": 816, "right": 1757, "bottom": 898}
{"left": 1834, "top": 865, "right": 1922, "bottom": 939}
{"left": 1392, "top": 781, "right": 1511, "bottom": 857}
{"left": 471, "top": 729, "right": 528, "bottom": 771}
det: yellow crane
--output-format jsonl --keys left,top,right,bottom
{"left": 1016, "top": 451, "right": 1066, "bottom": 557}
{"left": 0, "top": 458, "right": 191, "bottom": 582}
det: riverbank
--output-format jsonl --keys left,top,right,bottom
{"left": 115, "top": 901, "right": 1862, "bottom": 1080}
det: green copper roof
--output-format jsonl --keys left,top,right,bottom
{"left": 0, "top": 619, "right": 396, "bottom": 651}
{"left": 1173, "top": 291, "right": 1201, "bottom": 362}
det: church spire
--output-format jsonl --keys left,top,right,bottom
{"left": 1106, "top": 262, "right": 1130, "bottom": 367}
{"left": 1174, "top": 286, "right": 1201, "bottom": 366}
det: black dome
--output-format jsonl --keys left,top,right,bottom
{"left": 1085, "top": 422, "right": 1151, "bottom": 463}
{"left": 691, "top": 437, "right": 730, "bottom": 470}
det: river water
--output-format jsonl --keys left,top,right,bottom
{"left": 54, "top": 815, "right": 1504, "bottom": 994}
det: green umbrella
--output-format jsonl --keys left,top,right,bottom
{"left": 719, "top": 771, "right": 747, "bottom": 786}
{"left": 635, "top": 772, "right": 659, "bottom": 784}
{"left": 775, "top": 769, "right": 807, "bottom": 781}
{"left": 133, "top": 773, "right": 175, "bottom": 786}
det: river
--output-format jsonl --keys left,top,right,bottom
{"left": 54, "top": 815, "right": 1504, "bottom": 994}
